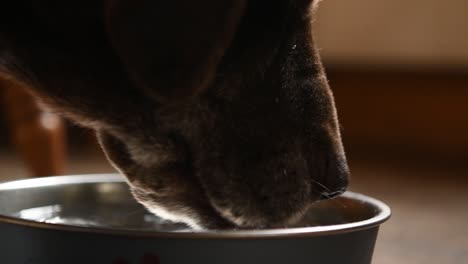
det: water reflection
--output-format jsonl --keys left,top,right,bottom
{"left": 13, "top": 204, "right": 192, "bottom": 232}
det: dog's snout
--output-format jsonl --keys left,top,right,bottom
{"left": 314, "top": 154, "right": 350, "bottom": 200}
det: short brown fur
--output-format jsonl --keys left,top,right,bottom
{"left": 0, "top": 0, "right": 349, "bottom": 229}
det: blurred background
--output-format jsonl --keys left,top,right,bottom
{"left": 0, "top": 1, "right": 467, "bottom": 263}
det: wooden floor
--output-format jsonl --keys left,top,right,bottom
{"left": 0, "top": 149, "right": 467, "bottom": 264}
{"left": 348, "top": 158, "right": 468, "bottom": 264}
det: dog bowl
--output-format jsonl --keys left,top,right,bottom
{"left": 0, "top": 174, "right": 390, "bottom": 264}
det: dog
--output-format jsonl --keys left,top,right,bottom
{"left": 0, "top": 0, "right": 349, "bottom": 230}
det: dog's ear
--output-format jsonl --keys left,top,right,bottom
{"left": 104, "top": 0, "right": 246, "bottom": 102}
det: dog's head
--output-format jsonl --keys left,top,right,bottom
{"left": 100, "top": 0, "right": 349, "bottom": 229}
{"left": 1, "top": 0, "right": 349, "bottom": 229}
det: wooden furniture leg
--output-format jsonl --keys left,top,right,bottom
{"left": 1, "top": 81, "right": 66, "bottom": 177}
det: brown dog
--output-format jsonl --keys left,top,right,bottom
{"left": 0, "top": 0, "right": 349, "bottom": 229}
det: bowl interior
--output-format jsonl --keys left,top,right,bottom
{"left": 0, "top": 174, "right": 389, "bottom": 234}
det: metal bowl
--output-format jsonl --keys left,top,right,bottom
{"left": 0, "top": 174, "right": 390, "bottom": 264}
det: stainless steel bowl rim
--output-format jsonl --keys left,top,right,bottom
{"left": 0, "top": 174, "right": 391, "bottom": 239}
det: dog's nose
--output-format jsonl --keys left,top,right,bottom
{"left": 318, "top": 155, "right": 350, "bottom": 200}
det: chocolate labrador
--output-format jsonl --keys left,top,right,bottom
{"left": 0, "top": 0, "right": 349, "bottom": 229}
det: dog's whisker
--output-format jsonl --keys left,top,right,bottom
{"left": 319, "top": 191, "right": 333, "bottom": 199}
{"left": 310, "top": 179, "right": 332, "bottom": 192}
{"left": 310, "top": 188, "right": 347, "bottom": 208}
{"left": 319, "top": 191, "right": 347, "bottom": 208}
